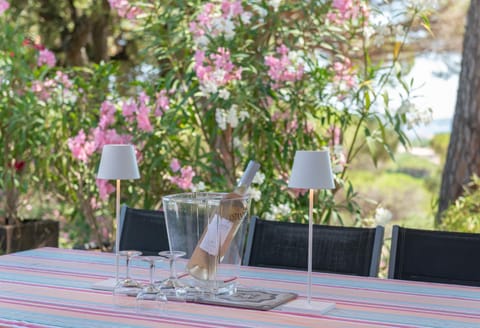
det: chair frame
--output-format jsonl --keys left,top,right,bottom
{"left": 243, "top": 216, "right": 384, "bottom": 277}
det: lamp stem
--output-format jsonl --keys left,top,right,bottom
{"left": 115, "top": 179, "right": 121, "bottom": 283}
{"left": 307, "top": 188, "right": 314, "bottom": 304}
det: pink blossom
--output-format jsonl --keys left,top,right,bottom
{"left": 31, "top": 79, "right": 55, "bottom": 101}
{"left": 155, "top": 90, "right": 170, "bottom": 117}
{"left": 286, "top": 119, "right": 298, "bottom": 134}
{"left": 136, "top": 92, "right": 153, "bottom": 132}
{"left": 92, "top": 128, "right": 132, "bottom": 150}
{"left": 68, "top": 129, "right": 96, "bottom": 163}
{"left": 221, "top": 0, "right": 243, "bottom": 18}
{"left": 264, "top": 44, "right": 303, "bottom": 89}
{"left": 170, "top": 165, "right": 196, "bottom": 190}
{"left": 108, "top": 0, "right": 141, "bottom": 20}
{"left": 333, "top": 57, "right": 356, "bottom": 89}
{"left": 327, "top": 0, "right": 369, "bottom": 25}
{"left": 55, "top": 71, "right": 73, "bottom": 89}
{"left": 170, "top": 158, "right": 181, "bottom": 172}
{"left": 96, "top": 179, "right": 115, "bottom": 201}
{"left": 37, "top": 49, "right": 56, "bottom": 68}
{"left": 122, "top": 98, "right": 137, "bottom": 121}
{"left": 194, "top": 48, "right": 241, "bottom": 93}
{"left": 0, "top": 0, "right": 9, "bottom": 15}
{"left": 328, "top": 125, "right": 343, "bottom": 146}
{"left": 99, "top": 101, "right": 116, "bottom": 130}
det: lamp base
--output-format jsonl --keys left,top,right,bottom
{"left": 280, "top": 299, "right": 335, "bottom": 314}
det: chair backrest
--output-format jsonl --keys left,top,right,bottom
{"left": 243, "top": 216, "right": 384, "bottom": 277}
{"left": 118, "top": 205, "right": 169, "bottom": 256}
{"left": 388, "top": 225, "right": 480, "bottom": 286}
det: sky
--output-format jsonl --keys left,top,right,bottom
{"left": 406, "top": 53, "right": 460, "bottom": 139}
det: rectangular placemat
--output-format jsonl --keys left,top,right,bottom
{"left": 192, "top": 288, "right": 297, "bottom": 311}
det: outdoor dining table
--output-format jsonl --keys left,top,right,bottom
{"left": 0, "top": 247, "right": 479, "bottom": 327}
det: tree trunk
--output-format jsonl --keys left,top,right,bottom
{"left": 437, "top": 0, "right": 480, "bottom": 222}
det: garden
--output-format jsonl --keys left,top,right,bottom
{"left": 1, "top": 0, "right": 465, "bottom": 257}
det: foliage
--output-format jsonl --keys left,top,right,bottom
{"left": 0, "top": 7, "right": 58, "bottom": 224}
{"left": 0, "top": 0, "right": 436, "bottom": 247}
{"left": 439, "top": 175, "right": 480, "bottom": 233}
{"left": 430, "top": 132, "right": 450, "bottom": 165}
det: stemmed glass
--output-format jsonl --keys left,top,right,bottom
{"left": 136, "top": 256, "right": 168, "bottom": 311}
{"left": 113, "top": 250, "right": 142, "bottom": 302}
{"left": 158, "top": 250, "right": 187, "bottom": 296}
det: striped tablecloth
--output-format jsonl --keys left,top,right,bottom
{"left": 0, "top": 247, "right": 479, "bottom": 328}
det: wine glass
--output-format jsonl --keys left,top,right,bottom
{"left": 158, "top": 250, "right": 187, "bottom": 297}
{"left": 113, "top": 250, "right": 142, "bottom": 306}
{"left": 136, "top": 256, "right": 168, "bottom": 312}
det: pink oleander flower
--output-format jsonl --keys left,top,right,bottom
{"left": 154, "top": 89, "right": 169, "bottom": 117}
{"left": 96, "top": 179, "right": 116, "bottom": 201}
{"left": 328, "top": 125, "right": 343, "bottom": 146}
{"left": 31, "top": 79, "right": 56, "bottom": 101}
{"left": 68, "top": 129, "right": 96, "bottom": 163}
{"left": 108, "top": 0, "right": 141, "bottom": 20}
{"left": 327, "top": 0, "right": 369, "bottom": 25}
{"left": 264, "top": 44, "right": 304, "bottom": 89}
{"left": 194, "top": 48, "right": 241, "bottom": 94}
{"left": 169, "top": 165, "right": 196, "bottom": 190}
{"left": 221, "top": 0, "right": 243, "bottom": 18}
{"left": 0, "top": 0, "right": 9, "bottom": 15}
{"left": 55, "top": 71, "right": 73, "bottom": 89}
{"left": 333, "top": 57, "right": 356, "bottom": 89}
{"left": 37, "top": 49, "right": 56, "bottom": 68}
{"left": 170, "top": 158, "right": 181, "bottom": 172}
{"left": 92, "top": 127, "right": 132, "bottom": 150}
{"left": 122, "top": 98, "right": 137, "bottom": 121}
{"left": 99, "top": 101, "right": 116, "bottom": 130}
{"left": 136, "top": 92, "right": 153, "bottom": 132}
{"left": 190, "top": 1, "right": 246, "bottom": 45}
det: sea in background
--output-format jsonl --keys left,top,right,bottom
{"left": 409, "top": 118, "right": 452, "bottom": 140}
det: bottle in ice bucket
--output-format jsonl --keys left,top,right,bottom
{"left": 186, "top": 160, "right": 260, "bottom": 281}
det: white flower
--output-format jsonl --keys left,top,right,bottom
{"left": 218, "top": 89, "right": 230, "bottom": 100}
{"left": 215, "top": 108, "right": 227, "bottom": 130}
{"left": 239, "top": 110, "right": 249, "bottom": 121}
{"left": 233, "top": 137, "right": 245, "bottom": 154}
{"left": 227, "top": 105, "right": 239, "bottom": 128}
{"left": 270, "top": 203, "right": 291, "bottom": 217}
{"left": 374, "top": 207, "right": 392, "bottom": 226}
{"left": 212, "top": 17, "right": 236, "bottom": 40}
{"left": 240, "top": 11, "right": 252, "bottom": 24}
{"left": 398, "top": 100, "right": 433, "bottom": 129}
{"left": 267, "top": 0, "right": 281, "bottom": 12}
{"left": 194, "top": 35, "right": 209, "bottom": 48}
{"left": 192, "top": 181, "right": 206, "bottom": 192}
{"left": 248, "top": 187, "right": 262, "bottom": 201}
{"left": 253, "top": 171, "right": 265, "bottom": 185}
{"left": 264, "top": 212, "right": 275, "bottom": 221}
{"left": 252, "top": 5, "right": 268, "bottom": 18}
{"left": 199, "top": 80, "right": 218, "bottom": 95}
{"left": 394, "top": 25, "right": 405, "bottom": 42}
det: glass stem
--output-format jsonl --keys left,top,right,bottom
{"left": 149, "top": 261, "right": 155, "bottom": 285}
{"left": 169, "top": 258, "right": 176, "bottom": 279}
{"left": 126, "top": 256, "right": 130, "bottom": 279}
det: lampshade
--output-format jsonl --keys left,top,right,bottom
{"left": 288, "top": 150, "right": 335, "bottom": 189}
{"left": 97, "top": 144, "right": 140, "bottom": 180}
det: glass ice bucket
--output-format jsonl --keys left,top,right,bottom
{"left": 162, "top": 192, "right": 251, "bottom": 295}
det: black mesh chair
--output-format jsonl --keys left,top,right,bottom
{"left": 118, "top": 205, "right": 170, "bottom": 256}
{"left": 243, "top": 216, "right": 384, "bottom": 277}
{"left": 388, "top": 225, "right": 480, "bottom": 286}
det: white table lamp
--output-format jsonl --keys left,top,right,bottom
{"left": 285, "top": 150, "right": 335, "bottom": 313}
{"left": 97, "top": 144, "right": 140, "bottom": 284}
